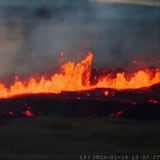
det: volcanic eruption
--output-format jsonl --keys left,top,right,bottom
{"left": 0, "top": 52, "right": 159, "bottom": 99}
{"left": 0, "top": 52, "right": 160, "bottom": 121}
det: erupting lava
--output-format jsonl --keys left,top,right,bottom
{"left": 0, "top": 52, "right": 160, "bottom": 99}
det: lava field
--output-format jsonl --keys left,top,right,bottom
{"left": 0, "top": 83, "right": 159, "bottom": 122}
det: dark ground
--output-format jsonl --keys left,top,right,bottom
{"left": 0, "top": 83, "right": 160, "bottom": 121}
{"left": 0, "top": 85, "right": 160, "bottom": 159}
{"left": 0, "top": 117, "right": 160, "bottom": 160}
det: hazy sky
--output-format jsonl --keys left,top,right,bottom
{"left": 0, "top": 0, "right": 159, "bottom": 7}
{"left": 91, "top": 0, "right": 159, "bottom": 6}
{"left": 0, "top": 0, "right": 159, "bottom": 80}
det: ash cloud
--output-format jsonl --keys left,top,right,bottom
{"left": 0, "top": 0, "right": 159, "bottom": 81}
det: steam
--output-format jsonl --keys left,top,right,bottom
{"left": 0, "top": 0, "right": 159, "bottom": 80}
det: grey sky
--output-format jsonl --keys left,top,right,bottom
{"left": 0, "top": 0, "right": 159, "bottom": 7}
{"left": 0, "top": 0, "right": 159, "bottom": 79}
{"left": 91, "top": 0, "right": 159, "bottom": 6}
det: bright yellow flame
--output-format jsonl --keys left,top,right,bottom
{"left": 0, "top": 52, "right": 159, "bottom": 99}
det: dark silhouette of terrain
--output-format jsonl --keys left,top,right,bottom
{"left": 0, "top": 83, "right": 160, "bottom": 123}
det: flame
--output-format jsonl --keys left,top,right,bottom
{"left": 0, "top": 52, "right": 160, "bottom": 99}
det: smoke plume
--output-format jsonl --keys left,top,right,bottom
{"left": 0, "top": 0, "right": 159, "bottom": 81}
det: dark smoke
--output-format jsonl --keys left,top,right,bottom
{"left": 0, "top": 0, "right": 159, "bottom": 81}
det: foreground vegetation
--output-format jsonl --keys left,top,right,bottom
{"left": 0, "top": 117, "right": 159, "bottom": 160}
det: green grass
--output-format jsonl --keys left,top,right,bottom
{"left": 0, "top": 117, "right": 160, "bottom": 160}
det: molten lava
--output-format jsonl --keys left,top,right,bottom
{"left": 0, "top": 52, "right": 160, "bottom": 99}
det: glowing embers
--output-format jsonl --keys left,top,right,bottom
{"left": 104, "top": 91, "right": 109, "bottom": 96}
{"left": 148, "top": 99, "right": 160, "bottom": 104}
{"left": 22, "top": 110, "right": 33, "bottom": 117}
{"left": 8, "top": 111, "right": 14, "bottom": 116}
{"left": 110, "top": 111, "right": 123, "bottom": 118}
{"left": 0, "top": 52, "right": 160, "bottom": 99}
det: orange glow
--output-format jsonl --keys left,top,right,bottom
{"left": 97, "top": 69, "right": 160, "bottom": 89}
{"left": 0, "top": 52, "right": 160, "bottom": 99}
{"left": 104, "top": 91, "right": 109, "bottom": 96}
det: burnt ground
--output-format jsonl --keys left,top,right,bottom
{"left": 0, "top": 83, "right": 160, "bottom": 122}
{"left": 0, "top": 84, "right": 160, "bottom": 159}
{"left": 0, "top": 117, "right": 160, "bottom": 160}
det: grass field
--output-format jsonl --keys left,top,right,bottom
{"left": 0, "top": 117, "right": 160, "bottom": 160}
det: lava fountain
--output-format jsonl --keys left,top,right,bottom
{"left": 0, "top": 52, "right": 160, "bottom": 99}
